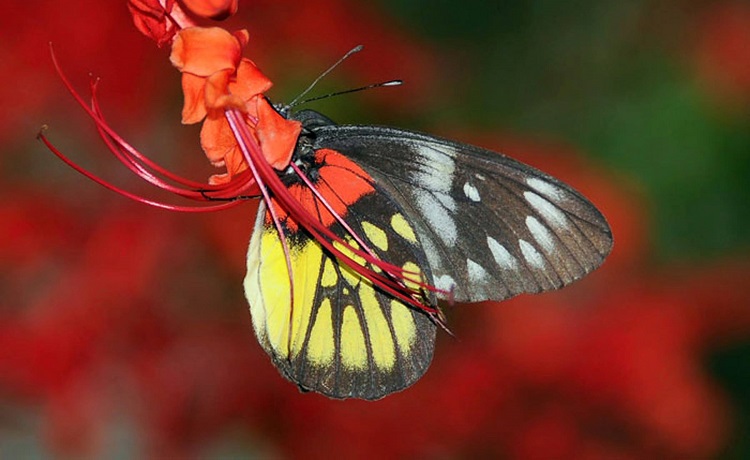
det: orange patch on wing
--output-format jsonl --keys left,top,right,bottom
{"left": 267, "top": 149, "right": 375, "bottom": 232}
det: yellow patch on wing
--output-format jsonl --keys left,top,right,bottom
{"left": 401, "top": 261, "right": 424, "bottom": 291}
{"left": 333, "top": 237, "right": 365, "bottom": 265}
{"left": 306, "top": 298, "right": 334, "bottom": 366}
{"left": 260, "top": 231, "right": 293, "bottom": 352}
{"left": 275, "top": 238, "right": 321, "bottom": 357}
{"left": 245, "top": 213, "right": 323, "bottom": 361}
{"left": 245, "top": 212, "right": 268, "bottom": 345}
{"left": 390, "top": 213, "right": 417, "bottom": 243}
{"left": 361, "top": 221, "right": 388, "bottom": 251}
{"left": 390, "top": 299, "right": 417, "bottom": 354}
{"left": 340, "top": 305, "right": 368, "bottom": 370}
{"left": 333, "top": 237, "right": 366, "bottom": 287}
{"left": 321, "top": 259, "right": 338, "bottom": 287}
{"left": 359, "top": 282, "right": 396, "bottom": 369}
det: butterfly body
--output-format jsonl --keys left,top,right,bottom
{"left": 245, "top": 108, "right": 612, "bottom": 400}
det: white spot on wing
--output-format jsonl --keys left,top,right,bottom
{"left": 435, "top": 274, "right": 456, "bottom": 292}
{"left": 412, "top": 144, "right": 459, "bottom": 245}
{"left": 526, "top": 177, "right": 564, "bottom": 202}
{"left": 487, "top": 236, "right": 517, "bottom": 270}
{"left": 467, "top": 259, "right": 489, "bottom": 284}
{"left": 413, "top": 144, "right": 456, "bottom": 194}
{"left": 420, "top": 235, "right": 441, "bottom": 270}
{"left": 524, "top": 192, "right": 568, "bottom": 228}
{"left": 463, "top": 182, "right": 481, "bottom": 202}
{"left": 519, "top": 239, "right": 545, "bottom": 269}
{"left": 435, "top": 191, "right": 457, "bottom": 212}
{"left": 525, "top": 216, "right": 556, "bottom": 253}
{"left": 415, "top": 191, "right": 457, "bottom": 245}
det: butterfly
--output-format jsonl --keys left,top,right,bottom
{"left": 243, "top": 106, "right": 613, "bottom": 400}
{"left": 39, "top": 32, "right": 611, "bottom": 401}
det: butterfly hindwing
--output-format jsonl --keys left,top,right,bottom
{"left": 296, "top": 112, "right": 613, "bottom": 303}
{"left": 244, "top": 148, "right": 437, "bottom": 400}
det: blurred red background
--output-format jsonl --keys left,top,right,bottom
{"left": 1, "top": 0, "right": 749, "bottom": 458}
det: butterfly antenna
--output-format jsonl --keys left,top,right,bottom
{"left": 295, "top": 79, "right": 402, "bottom": 105}
{"left": 284, "top": 45, "right": 364, "bottom": 111}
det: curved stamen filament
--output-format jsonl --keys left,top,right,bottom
{"left": 39, "top": 129, "right": 242, "bottom": 212}
{"left": 41, "top": 45, "right": 259, "bottom": 212}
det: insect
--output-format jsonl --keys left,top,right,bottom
{"left": 41, "top": 45, "right": 612, "bottom": 401}
{"left": 244, "top": 105, "right": 613, "bottom": 400}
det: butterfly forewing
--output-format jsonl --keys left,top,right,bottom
{"left": 302, "top": 118, "right": 613, "bottom": 303}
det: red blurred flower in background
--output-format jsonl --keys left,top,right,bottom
{"left": 2, "top": 0, "right": 749, "bottom": 458}
{"left": 695, "top": 1, "right": 750, "bottom": 107}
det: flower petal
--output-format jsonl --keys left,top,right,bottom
{"left": 180, "top": 73, "right": 208, "bottom": 124}
{"left": 207, "top": 143, "right": 248, "bottom": 185}
{"left": 127, "top": 0, "right": 176, "bottom": 45}
{"left": 200, "top": 114, "right": 237, "bottom": 165}
{"left": 254, "top": 96, "right": 302, "bottom": 170}
{"left": 205, "top": 69, "right": 246, "bottom": 112}
{"left": 127, "top": 0, "right": 195, "bottom": 45}
{"left": 180, "top": 0, "right": 239, "bottom": 20}
{"left": 233, "top": 29, "right": 250, "bottom": 49}
{"left": 223, "top": 141, "right": 250, "bottom": 178}
{"left": 170, "top": 27, "right": 243, "bottom": 77}
{"left": 228, "top": 59, "right": 273, "bottom": 105}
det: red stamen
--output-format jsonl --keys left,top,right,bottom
{"left": 43, "top": 45, "right": 448, "bottom": 328}
{"left": 42, "top": 45, "right": 260, "bottom": 212}
{"left": 38, "top": 128, "right": 239, "bottom": 212}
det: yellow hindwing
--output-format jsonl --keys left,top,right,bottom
{"left": 244, "top": 201, "right": 436, "bottom": 400}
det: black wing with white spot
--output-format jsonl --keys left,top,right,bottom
{"left": 295, "top": 110, "right": 613, "bottom": 303}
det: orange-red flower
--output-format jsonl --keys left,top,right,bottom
{"left": 170, "top": 26, "right": 300, "bottom": 184}
{"left": 695, "top": 2, "right": 750, "bottom": 107}
{"left": 128, "top": 0, "right": 195, "bottom": 46}
{"left": 128, "top": 0, "right": 239, "bottom": 45}
{"left": 181, "top": 0, "right": 238, "bottom": 20}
